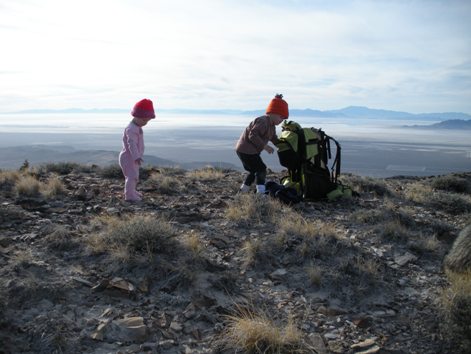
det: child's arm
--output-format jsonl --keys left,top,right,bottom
{"left": 247, "top": 119, "right": 268, "bottom": 151}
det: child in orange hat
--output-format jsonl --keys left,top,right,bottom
{"left": 119, "top": 98, "right": 155, "bottom": 202}
{"left": 235, "top": 94, "right": 289, "bottom": 194}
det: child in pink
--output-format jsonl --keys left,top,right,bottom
{"left": 119, "top": 98, "right": 156, "bottom": 201}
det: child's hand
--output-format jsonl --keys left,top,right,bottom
{"left": 264, "top": 145, "right": 274, "bottom": 154}
{"left": 136, "top": 158, "right": 143, "bottom": 165}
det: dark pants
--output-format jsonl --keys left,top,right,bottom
{"left": 237, "top": 151, "right": 267, "bottom": 186}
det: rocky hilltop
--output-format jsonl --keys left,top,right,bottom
{"left": 0, "top": 163, "right": 470, "bottom": 353}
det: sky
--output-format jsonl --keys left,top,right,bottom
{"left": 1, "top": 0, "right": 470, "bottom": 114}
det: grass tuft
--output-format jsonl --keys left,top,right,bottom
{"left": 225, "top": 194, "right": 282, "bottom": 226}
{"left": 186, "top": 167, "right": 225, "bottom": 181}
{"left": 441, "top": 270, "right": 471, "bottom": 352}
{"left": 15, "top": 175, "right": 42, "bottom": 197}
{"left": 88, "top": 215, "right": 177, "bottom": 263}
{"left": 222, "top": 308, "right": 306, "bottom": 353}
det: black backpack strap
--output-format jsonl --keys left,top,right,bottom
{"left": 325, "top": 135, "right": 341, "bottom": 183}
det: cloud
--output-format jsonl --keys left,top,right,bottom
{"left": 0, "top": 0, "right": 470, "bottom": 113}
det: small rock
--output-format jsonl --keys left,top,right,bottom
{"left": 394, "top": 252, "right": 418, "bottom": 266}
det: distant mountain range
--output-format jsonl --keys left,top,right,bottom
{"left": 0, "top": 145, "right": 238, "bottom": 170}
{"left": 405, "top": 119, "right": 471, "bottom": 130}
{"left": 5, "top": 106, "right": 471, "bottom": 121}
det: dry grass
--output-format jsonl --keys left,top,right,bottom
{"left": 225, "top": 194, "right": 282, "bottom": 226}
{"left": 404, "top": 182, "right": 433, "bottom": 203}
{"left": 0, "top": 170, "right": 20, "bottom": 186}
{"left": 42, "top": 175, "right": 67, "bottom": 198}
{"left": 146, "top": 173, "right": 185, "bottom": 194}
{"left": 183, "top": 231, "right": 204, "bottom": 257}
{"left": 241, "top": 239, "right": 262, "bottom": 268}
{"left": 44, "top": 225, "right": 77, "bottom": 251}
{"left": 441, "top": 270, "right": 471, "bottom": 352}
{"left": 376, "top": 220, "right": 412, "bottom": 241}
{"left": 408, "top": 234, "right": 441, "bottom": 254}
{"left": 15, "top": 175, "right": 42, "bottom": 197}
{"left": 88, "top": 215, "right": 177, "bottom": 263}
{"left": 353, "top": 256, "right": 380, "bottom": 278}
{"left": 276, "top": 212, "right": 340, "bottom": 258}
{"left": 222, "top": 308, "right": 307, "bottom": 353}
{"left": 305, "top": 264, "right": 322, "bottom": 287}
{"left": 186, "top": 167, "right": 225, "bottom": 181}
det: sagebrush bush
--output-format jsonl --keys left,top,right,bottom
{"left": 222, "top": 308, "right": 306, "bottom": 353}
{"left": 39, "top": 162, "right": 82, "bottom": 175}
{"left": 432, "top": 175, "right": 471, "bottom": 194}
{"left": 341, "top": 175, "right": 392, "bottom": 196}
{"left": 430, "top": 192, "right": 471, "bottom": 214}
{"left": 99, "top": 164, "right": 123, "bottom": 179}
{"left": 88, "top": 215, "right": 178, "bottom": 262}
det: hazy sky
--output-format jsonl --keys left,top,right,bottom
{"left": 1, "top": 0, "right": 470, "bottom": 113}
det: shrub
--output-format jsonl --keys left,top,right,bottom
{"left": 430, "top": 192, "right": 471, "bottom": 215}
{"left": 99, "top": 164, "right": 123, "bottom": 179}
{"left": 431, "top": 175, "right": 471, "bottom": 194}
{"left": 39, "top": 162, "right": 81, "bottom": 175}
{"left": 341, "top": 175, "right": 391, "bottom": 196}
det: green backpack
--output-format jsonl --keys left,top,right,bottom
{"left": 276, "top": 120, "right": 351, "bottom": 201}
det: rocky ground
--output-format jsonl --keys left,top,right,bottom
{"left": 0, "top": 164, "right": 470, "bottom": 354}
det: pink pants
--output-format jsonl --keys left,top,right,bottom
{"left": 119, "top": 152, "right": 141, "bottom": 201}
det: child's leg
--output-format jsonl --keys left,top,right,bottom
{"left": 119, "top": 153, "right": 141, "bottom": 201}
{"left": 237, "top": 152, "right": 267, "bottom": 193}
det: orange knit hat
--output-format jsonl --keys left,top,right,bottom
{"left": 266, "top": 94, "right": 289, "bottom": 119}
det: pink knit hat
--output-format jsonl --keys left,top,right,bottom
{"left": 131, "top": 99, "right": 156, "bottom": 119}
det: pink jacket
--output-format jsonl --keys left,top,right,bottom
{"left": 121, "top": 121, "right": 144, "bottom": 161}
{"left": 235, "top": 115, "right": 279, "bottom": 154}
